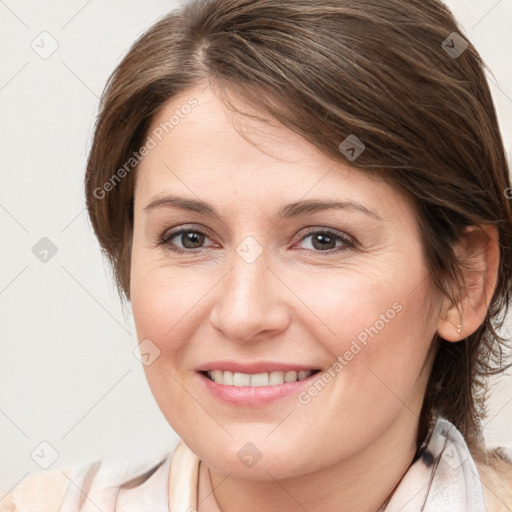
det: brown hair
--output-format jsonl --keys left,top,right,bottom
{"left": 85, "top": 0, "right": 512, "bottom": 453}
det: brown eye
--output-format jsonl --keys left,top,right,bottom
{"left": 310, "top": 232, "right": 337, "bottom": 251}
{"left": 296, "top": 229, "right": 355, "bottom": 253}
{"left": 160, "top": 228, "right": 214, "bottom": 253}
{"left": 175, "top": 231, "right": 205, "bottom": 249}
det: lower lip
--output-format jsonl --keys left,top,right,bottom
{"left": 197, "top": 371, "right": 322, "bottom": 407}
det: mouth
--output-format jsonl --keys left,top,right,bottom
{"left": 199, "top": 369, "right": 322, "bottom": 387}
{"left": 197, "top": 368, "right": 324, "bottom": 406}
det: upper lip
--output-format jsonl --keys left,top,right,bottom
{"left": 196, "top": 361, "right": 321, "bottom": 374}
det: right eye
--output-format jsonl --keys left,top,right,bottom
{"left": 159, "top": 226, "right": 216, "bottom": 254}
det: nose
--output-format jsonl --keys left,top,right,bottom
{"left": 208, "top": 247, "right": 291, "bottom": 343}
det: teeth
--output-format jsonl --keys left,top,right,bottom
{"left": 233, "top": 372, "right": 251, "bottom": 386}
{"left": 250, "top": 373, "right": 269, "bottom": 386}
{"left": 206, "top": 370, "right": 316, "bottom": 386}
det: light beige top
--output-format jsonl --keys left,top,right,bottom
{"left": 1, "top": 417, "right": 512, "bottom": 511}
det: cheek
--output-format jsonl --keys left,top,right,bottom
{"left": 130, "top": 263, "right": 197, "bottom": 435}
{"left": 293, "top": 259, "right": 435, "bottom": 410}
{"left": 131, "top": 283, "right": 198, "bottom": 413}
{"left": 329, "top": 290, "right": 434, "bottom": 434}
{"left": 130, "top": 247, "right": 203, "bottom": 347}
{"left": 284, "top": 257, "right": 431, "bottom": 351}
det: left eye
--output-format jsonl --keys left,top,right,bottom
{"left": 295, "top": 230, "right": 355, "bottom": 252}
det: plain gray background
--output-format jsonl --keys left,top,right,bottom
{"left": 0, "top": 0, "right": 511, "bottom": 496}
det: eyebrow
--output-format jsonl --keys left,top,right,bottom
{"left": 143, "top": 194, "right": 383, "bottom": 221}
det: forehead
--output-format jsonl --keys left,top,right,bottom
{"left": 134, "top": 85, "right": 409, "bottom": 221}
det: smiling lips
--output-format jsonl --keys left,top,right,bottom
{"left": 196, "top": 359, "right": 322, "bottom": 402}
{"left": 197, "top": 360, "right": 321, "bottom": 387}
{"left": 199, "top": 369, "right": 322, "bottom": 406}
{"left": 196, "top": 360, "right": 322, "bottom": 405}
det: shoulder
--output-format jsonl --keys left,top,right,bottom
{"left": 0, "top": 467, "right": 74, "bottom": 512}
{"left": 472, "top": 446, "right": 512, "bottom": 512}
{"left": 0, "top": 448, "right": 175, "bottom": 512}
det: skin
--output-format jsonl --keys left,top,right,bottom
{"left": 129, "top": 82, "right": 499, "bottom": 512}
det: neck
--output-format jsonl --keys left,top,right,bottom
{"left": 205, "top": 407, "right": 420, "bottom": 512}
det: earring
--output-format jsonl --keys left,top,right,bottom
{"left": 457, "top": 324, "right": 461, "bottom": 334}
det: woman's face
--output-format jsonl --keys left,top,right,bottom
{"left": 130, "top": 84, "right": 441, "bottom": 479}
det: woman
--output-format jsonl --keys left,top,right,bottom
{"left": 2, "top": 0, "right": 511, "bottom": 510}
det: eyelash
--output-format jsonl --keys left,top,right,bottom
{"left": 157, "top": 225, "right": 357, "bottom": 255}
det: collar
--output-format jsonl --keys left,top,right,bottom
{"left": 168, "top": 416, "right": 487, "bottom": 511}
{"left": 384, "top": 416, "right": 486, "bottom": 511}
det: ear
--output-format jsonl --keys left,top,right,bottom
{"left": 437, "top": 224, "right": 499, "bottom": 342}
